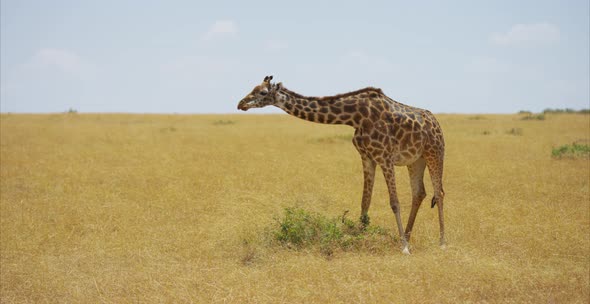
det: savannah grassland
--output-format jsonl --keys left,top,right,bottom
{"left": 1, "top": 112, "right": 589, "bottom": 303}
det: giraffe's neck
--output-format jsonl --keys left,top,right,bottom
{"left": 274, "top": 87, "right": 382, "bottom": 128}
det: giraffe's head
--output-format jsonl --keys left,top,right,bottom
{"left": 237, "top": 75, "right": 282, "bottom": 111}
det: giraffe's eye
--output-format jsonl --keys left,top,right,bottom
{"left": 259, "top": 90, "right": 268, "bottom": 96}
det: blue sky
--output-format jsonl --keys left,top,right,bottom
{"left": 1, "top": 0, "right": 588, "bottom": 113}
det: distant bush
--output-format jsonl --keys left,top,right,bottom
{"left": 272, "top": 207, "right": 391, "bottom": 257}
{"left": 482, "top": 130, "right": 491, "bottom": 135}
{"left": 66, "top": 108, "right": 78, "bottom": 114}
{"left": 551, "top": 142, "right": 590, "bottom": 159}
{"left": 543, "top": 108, "right": 589, "bottom": 114}
{"left": 521, "top": 113, "right": 545, "bottom": 121}
{"left": 518, "top": 110, "right": 533, "bottom": 115}
{"left": 467, "top": 116, "right": 485, "bottom": 120}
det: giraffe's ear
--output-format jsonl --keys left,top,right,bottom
{"left": 263, "top": 75, "right": 273, "bottom": 83}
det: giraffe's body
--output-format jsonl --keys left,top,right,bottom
{"left": 238, "top": 76, "right": 446, "bottom": 254}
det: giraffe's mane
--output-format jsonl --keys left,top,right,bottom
{"left": 281, "top": 86, "right": 384, "bottom": 101}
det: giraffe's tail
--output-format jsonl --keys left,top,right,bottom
{"left": 431, "top": 196, "right": 437, "bottom": 208}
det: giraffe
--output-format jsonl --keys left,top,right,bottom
{"left": 237, "top": 76, "right": 446, "bottom": 254}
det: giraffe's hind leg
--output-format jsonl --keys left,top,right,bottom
{"left": 381, "top": 163, "right": 410, "bottom": 254}
{"left": 426, "top": 156, "right": 446, "bottom": 247}
{"left": 404, "top": 158, "right": 427, "bottom": 242}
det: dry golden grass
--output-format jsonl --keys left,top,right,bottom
{"left": 1, "top": 112, "right": 589, "bottom": 303}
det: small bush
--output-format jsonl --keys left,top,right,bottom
{"left": 551, "top": 142, "right": 590, "bottom": 159}
{"left": 518, "top": 110, "right": 532, "bottom": 115}
{"left": 468, "top": 116, "right": 485, "bottom": 120}
{"left": 506, "top": 128, "right": 523, "bottom": 136}
{"left": 272, "top": 207, "right": 392, "bottom": 256}
{"left": 482, "top": 130, "right": 491, "bottom": 135}
{"left": 67, "top": 108, "right": 78, "bottom": 114}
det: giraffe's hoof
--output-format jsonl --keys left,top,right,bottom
{"left": 359, "top": 214, "right": 370, "bottom": 228}
{"left": 402, "top": 246, "right": 411, "bottom": 255}
{"left": 440, "top": 242, "right": 447, "bottom": 250}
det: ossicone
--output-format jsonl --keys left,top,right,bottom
{"left": 273, "top": 82, "right": 283, "bottom": 91}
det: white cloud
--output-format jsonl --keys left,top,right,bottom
{"left": 490, "top": 23, "right": 560, "bottom": 46}
{"left": 202, "top": 20, "right": 238, "bottom": 40}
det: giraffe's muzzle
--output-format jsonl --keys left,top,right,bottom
{"left": 237, "top": 99, "right": 253, "bottom": 111}
{"left": 237, "top": 100, "right": 248, "bottom": 111}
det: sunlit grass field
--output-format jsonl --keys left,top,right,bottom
{"left": 1, "top": 113, "right": 589, "bottom": 303}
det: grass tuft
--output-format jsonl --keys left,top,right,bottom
{"left": 309, "top": 134, "right": 353, "bottom": 144}
{"left": 467, "top": 115, "right": 485, "bottom": 120}
{"left": 212, "top": 120, "right": 236, "bottom": 125}
{"left": 506, "top": 128, "right": 523, "bottom": 136}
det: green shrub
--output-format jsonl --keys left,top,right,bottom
{"left": 551, "top": 142, "right": 590, "bottom": 159}
{"left": 272, "top": 207, "right": 391, "bottom": 255}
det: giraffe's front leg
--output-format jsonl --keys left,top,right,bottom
{"left": 359, "top": 154, "right": 376, "bottom": 228}
{"left": 382, "top": 164, "right": 410, "bottom": 254}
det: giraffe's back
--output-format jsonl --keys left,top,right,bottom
{"left": 353, "top": 96, "right": 444, "bottom": 166}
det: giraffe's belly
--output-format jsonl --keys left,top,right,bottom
{"left": 390, "top": 149, "right": 422, "bottom": 166}
{"left": 353, "top": 127, "right": 425, "bottom": 166}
